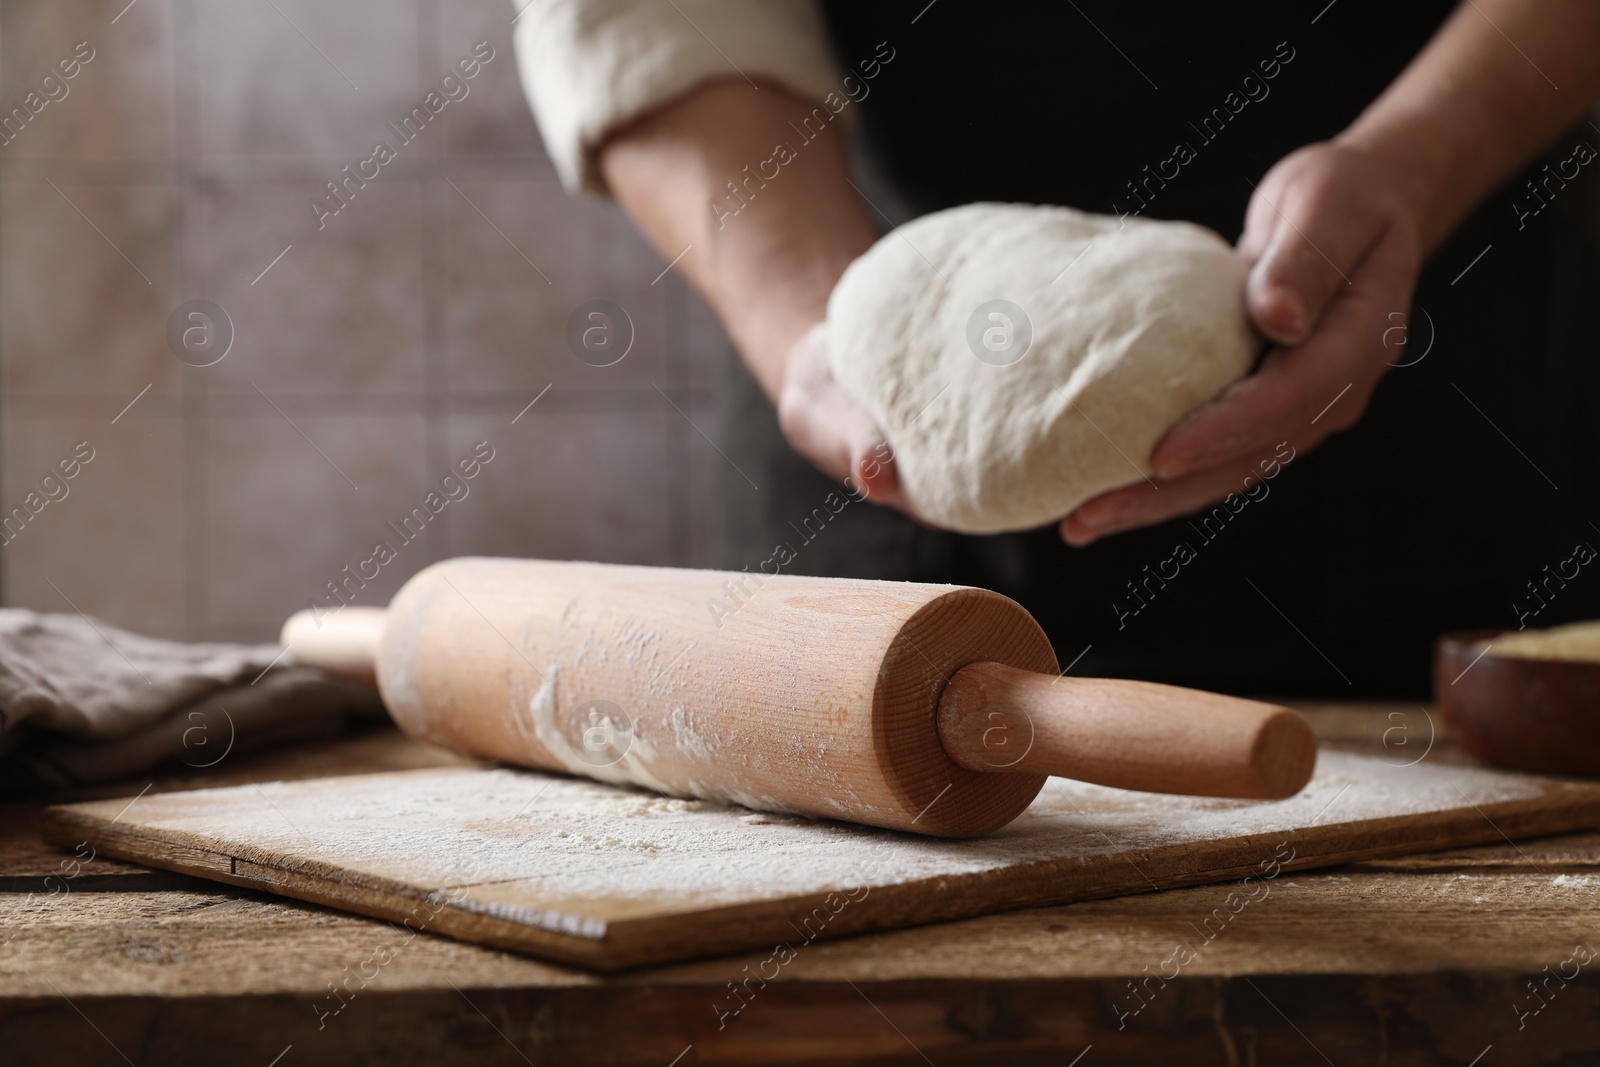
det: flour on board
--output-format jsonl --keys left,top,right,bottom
{"left": 84, "top": 748, "right": 1552, "bottom": 915}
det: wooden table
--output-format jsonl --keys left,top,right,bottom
{"left": 5, "top": 704, "right": 1599, "bottom": 1066}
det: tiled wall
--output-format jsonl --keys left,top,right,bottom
{"left": 0, "top": 0, "right": 731, "bottom": 643}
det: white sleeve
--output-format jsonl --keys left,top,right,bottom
{"left": 513, "top": 0, "right": 843, "bottom": 195}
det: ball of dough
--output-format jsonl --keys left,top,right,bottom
{"left": 825, "top": 202, "right": 1256, "bottom": 534}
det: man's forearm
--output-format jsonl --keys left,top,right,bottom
{"left": 600, "top": 81, "right": 878, "bottom": 399}
{"left": 1339, "top": 0, "right": 1600, "bottom": 254}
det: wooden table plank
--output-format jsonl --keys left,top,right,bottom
{"left": 6, "top": 704, "right": 1600, "bottom": 1065}
{"left": 42, "top": 746, "right": 1600, "bottom": 969}
{"left": 6, "top": 862, "right": 1600, "bottom": 995}
{"left": 4, "top": 865, "right": 1599, "bottom": 1064}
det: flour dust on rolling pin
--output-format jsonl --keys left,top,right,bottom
{"left": 286, "top": 557, "right": 1315, "bottom": 838}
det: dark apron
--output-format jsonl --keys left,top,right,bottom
{"left": 718, "top": 0, "right": 1600, "bottom": 698}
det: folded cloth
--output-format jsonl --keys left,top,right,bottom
{"left": 0, "top": 610, "right": 385, "bottom": 794}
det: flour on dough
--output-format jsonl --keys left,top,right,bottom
{"left": 825, "top": 202, "right": 1256, "bottom": 533}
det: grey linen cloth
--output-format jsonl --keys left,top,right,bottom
{"left": 0, "top": 609, "right": 384, "bottom": 794}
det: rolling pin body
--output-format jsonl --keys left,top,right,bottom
{"left": 286, "top": 558, "right": 1316, "bottom": 837}
{"left": 373, "top": 558, "right": 1053, "bottom": 836}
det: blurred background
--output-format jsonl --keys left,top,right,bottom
{"left": 0, "top": 0, "right": 732, "bottom": 644}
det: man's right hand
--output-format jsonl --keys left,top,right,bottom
{"left": 599, "top": 80, "right": 893, "bottom": 504}
{"left": 776, "top": 323, "right": 904, "bottom": 506}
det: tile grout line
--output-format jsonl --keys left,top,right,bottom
{"left": 667, "top": 274, "right": 692, "bottom": 567}
{"left": 175, "top": 0, "right": 209, "bottom": 642}
{"left": 420, "top": 0, "right": 449, "bottom": 564}
{"left": 0, "top": 3, "right": 8, "bottom": 606}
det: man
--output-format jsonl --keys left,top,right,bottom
{"left": 515, "top": 0, "right": 1600, "bottom": 696}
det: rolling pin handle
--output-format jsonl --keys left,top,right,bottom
{"left": 936, "top": 661, "right": 1317, "bottom": 799}
{"left": 280, "top": 606, "right": 387, "bottom": 688}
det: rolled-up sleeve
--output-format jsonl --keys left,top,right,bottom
{"left": 513, "top": 0, "right": 842, "bottom": 195}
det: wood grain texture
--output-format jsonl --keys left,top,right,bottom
{"left": 38, "top": 745, "right": 1600, "bottom": 970}
{"left": 1436, "top": 628, "right": 1600, "bottom": 775}
{"left": 8, "top": 974, "right": 1600, "bottom": 1067}
{"left": 11, "top": 712, "right": 1600, "bottom": 1064}
{"left": 8, "top": 861, "right": 1600, "bottom": 993}
{"left": 362, "top": 558, "right": 1318, "bottom": 831}
{"left": 376, "top": 557, "right": 1059, "bottom": 836}
{"left": 936, "top": 662, "right": 1316, "bottom": 797}
{"left": 283, "top": 605, "right": 385, "bottom": 687}
{"left": 6, "top": 869, "right": 1600, "bottom": 1065}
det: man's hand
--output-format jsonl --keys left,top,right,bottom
{"left": 776, "top": 323, "right": 905, "bottom": 505}
{"left": 601, "top": 3, "right": 1600, "bottom": 546}
{"left": 599, "top": 80, "right": 897, "bottom": 503}
{"left": 1060, "top": 141, "right": 1423, "bottom": 546}
{"left": 1062, "top": 0, "right": 1600, "bottom": 547}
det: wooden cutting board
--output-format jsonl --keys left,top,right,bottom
{"left": 41, "top": 748, "right": 1600, "bottom": 970}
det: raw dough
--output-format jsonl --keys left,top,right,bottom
{"left": 825, "top": 202, "right": 1256, "bottom": 533}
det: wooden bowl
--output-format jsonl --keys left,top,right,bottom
{"left": 1434, "top": 629, "right": 1600, "bottom": 775}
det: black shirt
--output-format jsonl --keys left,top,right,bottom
{"left": 723, "top": 1, "right": 1600, "bottom": 698}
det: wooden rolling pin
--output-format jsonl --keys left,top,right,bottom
{"left": 282, "top": 558, "right": 1316, "bottom": 837}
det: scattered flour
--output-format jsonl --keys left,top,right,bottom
{"left": 1553, "top": 874, "right": 1600, "bottom": 888}
{"left": 78, "top": 747, "right": 1560, "bottom": 923}
{"left": 525, "top": 662, "right": 679, "bottom": 798}
{"left": 668, "top": 706, "right": 714, "bottom": 762}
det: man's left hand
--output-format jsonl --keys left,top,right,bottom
{"left": 1060, "top": 141, "right": 1424, "bottom": 546}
